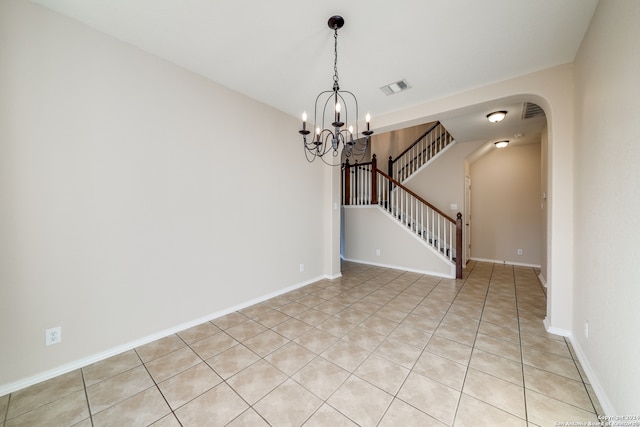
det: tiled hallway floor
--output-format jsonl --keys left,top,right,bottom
{"left": 1, "top": 261, "right": 604, "bottom": 426}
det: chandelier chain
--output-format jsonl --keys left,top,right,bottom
{"left": 333, "top": 28, "right": 339, "bottom": 86}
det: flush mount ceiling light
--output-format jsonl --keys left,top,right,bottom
{"left": 487, "top": 111, "right": 507, "bottom": 123}
{"left": 494, "top": 140, "right": 509, "bottom": 148}
{"left": 299, "top": 15, "right": 373, "bottom": 165}
{"left": 380, "top": 79, "right": 411, "bottom": 96}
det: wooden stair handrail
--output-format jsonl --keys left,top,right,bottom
{"left": 388, "top": 121, "right": 453, "bottom": 182}
{"left": 392, "top": 121, "right": 441, "bottom": 163}
{"left": 375, "top": 169, "right": 457, "bottom": 224}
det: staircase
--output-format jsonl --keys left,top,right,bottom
{"left": 341, "top": 121, "right": 461, "bottom": 278}
{"left": 342, "top": 152, "right": 462, "bottom": 278}
{"left": 388, "top": 121, "right": 454, "bottom": 184}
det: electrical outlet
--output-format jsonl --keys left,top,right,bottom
{"left": 299, "top": 263, "right": 305, "bottom": 273}
{"left": 45, "top": 327, "right": 61, "bottom": 346}
{"left": 517, "top": 249, "right": 523, "bottom": 256}
{"left": 375, "top": 249, "right": 381, "bottom": 256}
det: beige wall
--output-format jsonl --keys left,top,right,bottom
{"left": 342, "top": 207, "right": 454, "bottom": 277}
{"left": 469, "top": 143, "right": 543, "bottom": 266}
{"left": 572, "top": 0, "right": 640, "bottom": 414}
{"left": 0, "top": 0, "right": 330, "bottom": 392}
{"left": 404, "top": 141, "right": 484, "bottom": 219}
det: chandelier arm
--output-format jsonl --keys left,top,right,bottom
{"left": 303, "top": 146, "right": 316, "bottom": 163}
{"left": 318, "top": 152, "right": 345, "bottom": 167}
{"left": 312, "top": 129, "right": 335, "bottom": 158}
{"left": 337, "top": 90, "right": 360, "bottom": 136}
{"left": 315, "top": 92, "right": 358, "bottom": 128}
{"left": 317, "top": 131, "right": 331, "bottom": 157}
{"left": 309, "top": 131, "right": 344, "bottom": 167}
{"left": 318, "top": 92, "right": 333, "bottom": 134}
{"left": 314, "top": 89, "right": 335, "bottom": 119}
{"left": 326, "top": 131, "right": 339, "bottom": 156}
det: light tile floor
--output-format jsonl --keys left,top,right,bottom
{"left": 1, "top": 261, "right": 604, "bottom": 426}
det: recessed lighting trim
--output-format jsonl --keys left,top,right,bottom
{"left": 494, "top": 140, "right": 509, "bottom": 148}
{"left": 487, "top": 111, "right": 507, "bottom": 123}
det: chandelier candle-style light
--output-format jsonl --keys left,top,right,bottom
{"left": 299, "top": 15, "right": 373, "bottom": 165}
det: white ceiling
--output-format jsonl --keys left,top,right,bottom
{"left": 31, "top": 0, "right": 598, "bottom": 144}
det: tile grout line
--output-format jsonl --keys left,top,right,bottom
{"left": 513, "top": 264, "right": 531, "bottom": 425}
{"left": 219, "top": 271, "right": 386, "bottom": 426}
{"left": 248, "top": 266, "right": 391, "bottom": 426}
{"left": 273, "top": 268, "right": 430, "bottom": 426}
{"left": 515, "top": 265, "right": 596, "bottom": 422}
{"left": 565, "top": 337, "right": 601, "bottom": 416}
{"left": 3, "top": 391, "right": 11, "bottom": 425}
{"left": 136, "top": 344, "right": 184, "bottom": 426}
{"left": 224, "top": 274, "right": 404, "bottom": 422}
{"left": 450, "top": 261, "right": 494, "bottom": 426}
{"left": 211, "top": 329, "right": 276, "bottom": 425}
{"left": 79, "top": 367, "right": 95, "bottom": 427}
{"left": 347, "top": 269, "right": 437, "bottom": 425}
{"left": 377, "top": 260, "right": 483, "bottom": 426}
{"left": 295, "top": 271, "right": 415, "bottom": 426}
{"left": 198, "top": 332, "right": 270, "bottom": 426}
{"left": 360, "top": 273, "right": 446, "bottom": 425}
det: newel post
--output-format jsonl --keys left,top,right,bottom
{"left": 371, "top": 154, "right": 378, "bottom": 205}
{"left": 343, "top": 159, "right": 351, "bottom": 206}
{"left": 456, "top": 212, "right": 463, "bottom": 279}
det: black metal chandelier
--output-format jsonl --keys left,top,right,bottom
{"left": 299, "top": 15, "right": 373, "bottom": 165}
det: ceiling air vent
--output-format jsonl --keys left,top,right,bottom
{"left": 522, "top": 102, "right": 545, "bottom": 119}
{"left": 380, "top": 79, "right": 411, "bottom": 96}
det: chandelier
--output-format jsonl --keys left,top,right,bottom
{"left": 299, "top": 15, "right": 373, "bottom": 165}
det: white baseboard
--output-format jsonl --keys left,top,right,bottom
{"left": 567, "top": 336, "right": 617, "bottom": 416}
{"left": 469, "top": 257, "right": 542, "bottom": 269}
{"left": 543, "top": 317, "right": 571, "bottom": 337}
{"left": 341, "top": 257, "right": 455, "bottom": 279}
{"left": 0, "top": 274, "right": 327, "bottom": 396}
{"left": 538, "top": 272, "right": 548, "bottom": 288}
{"left": 543, "top": 318, "right": 616, "bottom": 417}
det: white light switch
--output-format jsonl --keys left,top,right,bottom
{"left": 450, "top": 204, "right": 457, "bottom": 210}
